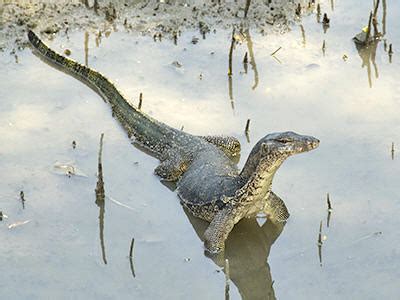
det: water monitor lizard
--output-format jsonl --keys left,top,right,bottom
{"left": 28, "top": 30, "right": 319, "bottom": 253}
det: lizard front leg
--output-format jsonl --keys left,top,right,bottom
{"left": 204, "top": 206, "right": 235, "bottom": 253}
{"left": 263, "top": 191, "right": 290, "bottom": 222}
{"left": 200, "top": 135, "right": 241, "bottom": 158}
{"left": 154, "top": 153, "right": 189, "bottom": 181}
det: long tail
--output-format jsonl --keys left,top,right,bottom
{"left": 28, "top": 30, "right": 176, "bottom": 156}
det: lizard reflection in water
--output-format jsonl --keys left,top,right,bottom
{"left": 28, "top": 30, "right": 319, "bottom": 253}
{"left": 186, "top": 191, "right": 285, "bottom": 300}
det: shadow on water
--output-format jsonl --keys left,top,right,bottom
{"left": 185, "top": 205, "right": 285, "bottom": 300}
{"left": 161, "top": 175, "right": 284, "bottom": 299}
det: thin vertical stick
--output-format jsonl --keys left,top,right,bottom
{"left": 327, "top": 193, "right": 332, "bottom": 211}
{"left": 365, "top": 12, "right": 373, "bottom": 44}
{"left": 84, "top": 31, "right": 89, "bottom": 66}
{"left": 224, "top": 259, "right": 230, "bottom": 300}
{"left": 129, "top": 237, "right": 136, "bottom": 278}
{"left": 327, "top": 193, "right": 332, "bottom": 227}
{"left": 317, "top": 220, "right": 323, "bottom": 266}
{"left": 228, "top": 28, "right": 235, "bottom": 76}
{"left": 244, "top": 0, "right": 251, "bottom": 18}
{"left": 20, "top": 191, "right": 25, "bottom": 209}
{"left": 391, "top": 142, "right": 395, "bottom": 160}
{"left": 138, "top": 93, "right": 143, "bottom": 110}
{"left": 245, "top": 119, "right": 250, "bottom": 143}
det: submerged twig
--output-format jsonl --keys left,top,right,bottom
{"left": 107, "top": 196, "right": 135, "bottom": 211}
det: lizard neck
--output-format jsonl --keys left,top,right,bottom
{"left": 238, "top": 151, "right": 286, "bottom": 200}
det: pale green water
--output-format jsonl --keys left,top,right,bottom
{"left": 1, "top": 1, "right": 399, "bottom": 299}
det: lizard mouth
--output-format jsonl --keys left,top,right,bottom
{"left": 306, "top": 137, "right": 320, "bottom": 150}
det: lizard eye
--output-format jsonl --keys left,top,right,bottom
{"left": 276, "top": 138, "right": 291, "bottom": 143}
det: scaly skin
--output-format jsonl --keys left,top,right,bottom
{"left": 28, "top": 31, "right": 319, "bottom": 253}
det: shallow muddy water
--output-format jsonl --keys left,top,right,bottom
{"left": 1, "top": 1, "right": 400, "bottom": 299}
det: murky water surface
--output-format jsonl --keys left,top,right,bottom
{"left": 1, "top": 1, "right": 399, "bottom": 299}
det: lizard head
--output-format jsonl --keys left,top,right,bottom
{"left": 260, "top": 131, "right": 319, "bottom": 158}
{"left": 240, "top": 131, "right": 319, "bottom": 180}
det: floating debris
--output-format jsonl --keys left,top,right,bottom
{"left": 342, "top": 54, "right": 348, "bottom": 61}
{"left": 353, "top": 11, "right": 375, "bottom": 46}
{"left": 64, "top": 49, "right": 71, "bottom": 56}
{"left": 322, "top": 40, "right": 326, "bottom": 55}
{"left": 191, "top": 36, "right": 199, "bottom": 44}
{"left": 8, "top": 220, "right": 31, "bottom": 229}
{"left": 107, "top": 196, "right": 135, "bottom": 211}
{"left": 171, "top": 61, "right": 182, "bottom": 68}
{"left": 53, "top": 161, "right": 88, "bottom": 177}
{"left": 72, "top": 140, "right": 77, "bottom": 149}
{"left": 0, "top": 212, "right": 8, "bottom": 221}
